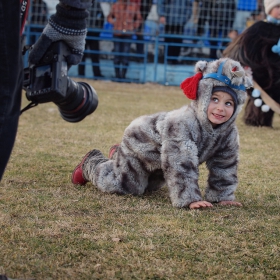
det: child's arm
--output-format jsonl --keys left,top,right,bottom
{"left": 161, "top": 138, "right": 203, "bottom": 208}
{"left": 189, "top": 201, "right": 213, "bottom": 209}
{"left": 218, "top": 200, "right": 242, "bottom": 206}
{"left": 204, "top": 131, "right": 240, "bottom": 205}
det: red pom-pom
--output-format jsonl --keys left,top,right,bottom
{"left": 180, "top": 72, "right": 203, "bottom": 100}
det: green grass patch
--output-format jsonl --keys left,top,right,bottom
{"left": 1, "top": 80, "right": 280, "bottom": 279}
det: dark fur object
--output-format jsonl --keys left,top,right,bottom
{"left": 223, "top": 21, "right": 280, "bottom": 127}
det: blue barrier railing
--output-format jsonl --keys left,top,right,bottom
{"left": 23, "top": 22, "right": 232, "bottom": 86}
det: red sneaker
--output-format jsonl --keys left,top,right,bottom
{"left": 71, "top": 151, "right": 92, "bottom": 185}
{"left": 108, "top": 144, "right": 120, "bottom": 159}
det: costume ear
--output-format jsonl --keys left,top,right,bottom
{"left": 244, "top": 76, "right": 253, "bottom": 89}
{"left": 195, "top": 60, "right": 208, "bottom": 73}
{"left": 181, "top": 60, "right": 207, "bottom": 100}
{"left": 243, "top": 66, "right": 253, "bottom": 89}
{"left": 231, "top": 66, "right": 244, "bottom": 78}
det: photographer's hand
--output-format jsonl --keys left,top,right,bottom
{"left": 29, "top": 3, "right": 89, "bottom": 65}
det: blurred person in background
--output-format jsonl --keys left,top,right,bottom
{"left": 29, "top": 0, "right": 48, "bottom": 45}
{"left": 245, "top": 8, "right": 265, "bottom": 28}
{"left": 157, "top": 0, "right": 192, "bottom": 64}
{"left": 78, "top": 0, "right": 104, "bottom": 79}
{"left": 44, "top": 0, "right": 57, "bottom": 16}
{"left": 192, "top": 0, "right": 236, "bottom": 59}
{"left": 0, "top": 0, "right": 91, "bottom": 181}
{"left": 132, "top": 0, "right": 153, "bottom": 61}
{"left": 233, "top": 0, "right": 264, "bottom": 33}
{"left": 107, "top": 0, "right": 142, "bottom": 80}
{"left": 223, "top": 0, "right": 280, "bottom": 127}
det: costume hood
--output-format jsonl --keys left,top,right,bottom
{"left": 181, "top": 58, "right": 252, "bottom": 131}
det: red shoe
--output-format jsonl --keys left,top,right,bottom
{"left": 108, "top": 144, "right": 120, "bottom": 159}
{"left": 71, "top": 151, "right": 91, "bottom": 185}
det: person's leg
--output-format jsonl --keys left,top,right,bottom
{"left": 81, "top": 148, "right": 150, "bottom": 196}
{"left": 136, "top": 23, "right": 144, "bottom": 57}
{"left": 170, "top": 37, "right": 183, "bottom": 62}
{"left": 78, "top": 45, "right": 87, "bottom": 76}
{"left": 232, "top": 11, "right": 251, "bottom": 33}
{"left": 209, "top": 20, "right": 219, "bottom": 59}
{"left": 109, "top": 144, "right": 165, "bottom": 193}
{"left": 121, "top": 39, "right": 131, "bottom": 79}
{"left": 0, "top": 1, "right": 23, "bottom": 180}
{"left": 165, "top": 25, "right": 182, "bottom": 63}
{"left": 223, "top": 19, "right": 234, "bottom": 47}
{"left": 78, "top": 36, "right": 92, "bottom": 76}
{"left": 113, "top": 37, "right": 121, "bottom": 79}
{"left": 136, "top": 34, "right": 144, "bottom": 55}
{"left": 88, "top": 31, "right": 103, "bottom": 77}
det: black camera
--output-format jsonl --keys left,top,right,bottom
{"left": 22, "top": 41, "right": 98, "bottom": 123}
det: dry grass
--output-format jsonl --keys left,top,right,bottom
{"left": 1, "top": 79, "right": 280, "bottom": 279}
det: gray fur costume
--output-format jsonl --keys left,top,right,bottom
{"left": 81, "top": 58, "right": 252, "bottom": 208}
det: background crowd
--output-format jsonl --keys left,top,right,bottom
{"left": 24, "top": 0, "right": 265, "bottom": 81}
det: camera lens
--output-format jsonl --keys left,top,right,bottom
{"left": 56, "top": 78, "right": 98, "bottom": 123}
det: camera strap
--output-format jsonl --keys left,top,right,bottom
{"left": 20, "top": 0, "right": 30, "bottom": 35}
{"left": 20, "top": 102, "right": 38, "bottom": 115}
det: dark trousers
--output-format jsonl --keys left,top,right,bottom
{"left": 208, "top": 20, "right": 234, "bottom": 59}
{"left": 113, "top": 35, "right": 132, "bottom": 66}
{"left": 136, "top": 23, "right": 145, "bottom": 55}
{"left": 78, "top": 31, "right": 102, "bottom": 77}
{"left": 0, "top": 1, "right": 23, "bottom": 180}
{"left": 164, "top": 24, "right": 183, "bottom": 62}
{"left": 113, "top": 35, "right": 132, "bottom": 79}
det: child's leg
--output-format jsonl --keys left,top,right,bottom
{"left": 108, "top": 145, "right": 165, "bottom": 193}
{"left": 82, "top": 149, "right": 150, "bottom": 196}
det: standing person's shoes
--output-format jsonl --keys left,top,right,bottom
{"left": 114, "top": 67, "right": 121, "bottom": 79}
{"left": 94, "top": 75, "right": 104, "bottom": 80}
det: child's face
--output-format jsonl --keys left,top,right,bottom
{"left": 270, "top": 5, "right": 280, "bottom": 19}
{"left": 207, "top": 91, "right": 235, "bottom": 127}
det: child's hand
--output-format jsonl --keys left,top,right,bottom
{"left": 189, "top": 201, "right": 213, "bottom": 209}
{"left": 218, "top": 201, "right": 243, "bottom": 207}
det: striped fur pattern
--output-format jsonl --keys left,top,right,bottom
{"left": 82, "top": 58, "right": 251, "bottom": 208}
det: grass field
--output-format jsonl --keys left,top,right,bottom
{"left": 1, "top": 79, "right": 280, "bottom": 279}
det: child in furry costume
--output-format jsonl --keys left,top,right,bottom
{"left": 72, "top": 58, "right": 252, "bottom": 209}
{"left": 223, "top": 0, "right": 280, "bottom": 127}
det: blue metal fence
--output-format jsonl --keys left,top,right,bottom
{"left": 23, "top": 0, "right": 264, "bottom": 86}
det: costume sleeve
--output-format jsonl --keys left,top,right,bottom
{"left": 161, "top": 121, "right": 202, "bottom": 208}
{"left": 60, "top": 0, "right": 92, "bottom": 10}
{"left": 204, "top": 130, "right": 239, "bottom": 203}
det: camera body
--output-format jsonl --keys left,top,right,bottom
{"left": 23, "top": 41, "right": 98, "bottom": 123}
{"left": 24, "top": 41, "right": 71, "bottom": 103}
